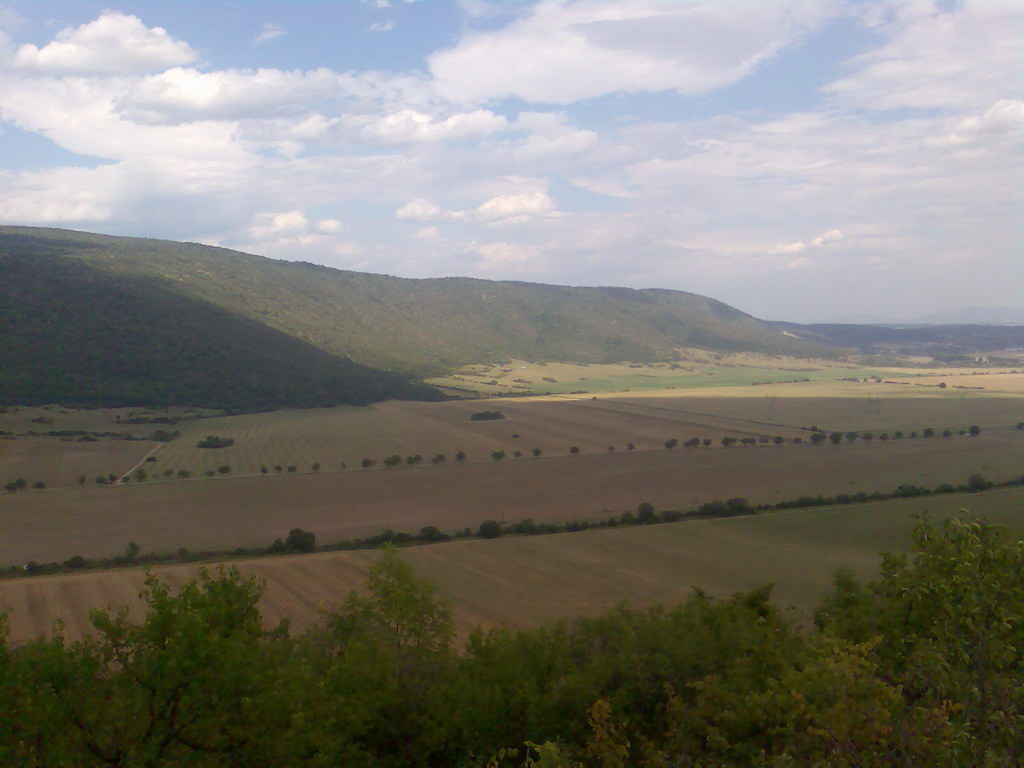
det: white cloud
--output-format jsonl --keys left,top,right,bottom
{"left": 929, "top": 99, "right": 1024, "bottom": 148}
{"left": 429, "top": 0, "right": 837, "bottom": 104}
{"left": 0, "top": 166, "right": 113, "bottom": 223}
{"left": 476, "top": 191, "right": 556, "bottom": 221}
{"left": 810, "top": 229, "right": 843, "bottom": 247}
{"left": 254, "top": 23, "right": 287, "bottom": 45}
{"left": 346, "top": 108, "right": 509, "bottom": 144}
{"left": 766, "top": 230, "right": 842, "bottom": 257}
{"left": 123, "top": 67, "right": 343, "bottom": 122}
{"left": 249, "top": 210, "right": 309, "bottom": 239}
{"left": 415, "top": 226, "right": 440, "bottom": 239}
{"left": 315, "top": 218, "right": 345, "bottom": 233}
{"left": 823, "top": 0, "right": 1022, "bottom": 111}
{"left": 396, "top": 198, "right": 442, "bottom": 220}
{"left": 369, "top": 21, "right": 395, "bottom": 32}
{"left": 12, "top": 11, "right": 198, "bottom": 74}
{"left": 472, "top": 241, "right": 542, "bottom": 271}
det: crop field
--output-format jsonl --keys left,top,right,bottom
{"left": 427, "top": 355, "right": 882, "bottom": 396}
{"left": 4, "top": 364, "right": 1021, "bottom": 489}
{"left": 0, "top": 406, "right": 218, "bottom": 489}
{"left": 128, "top": 395, "right": 818, "bottom": 481}
{"left": 885, "top": 370, "right": 1024, "bottom": 394}
{"left": 604, "top": 381, "right": 1024, "bottom": 434}
{"left": 0, "top": 437, "right": 157, "bottom": 490}
{"left": 1, "top": 427, "right": 1021, "bottom": 567}
{"left": 2, "top": 487, "right": 1021, "bottom": 645}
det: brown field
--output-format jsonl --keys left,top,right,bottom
{"left": 605, "top": 381, "right": 1024, "bottom": 434}
{"left": 0, "top": 437, "right": 158, "bottom": 490}
{"left": 126, "top": 396, "right": 815, "bottom": 481}
{"left": 1, "top": 427, "right": 1020, "bottom": 566}
{"left": 0, "top": 405, "right": 217, "bottom": 489}
{"left": 3, "top": 487, "right": 1021, "bottom": 645}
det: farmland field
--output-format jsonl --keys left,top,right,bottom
{"left": 0, "top": 437, "right": 158, "bottom": 490}
{"left": 427, "top": 355, "right": 886, "bottom": 396}
{"left": 3, "top": 366, "right": 1021, "bottom": 489}
{"left": 602, "top": 380, "right": 1024, "bottom": 434}
{"left": 2, "top": 487, "right": 1020, "bottom": 645}
{"left": 0, "top": 406, "right": 218, "bottom": 489}
{"left": 150, "top": 396, "right": 816, "bottom": 480}
{"left": 1, "top": 426, "right": 1021, "bottom": 566}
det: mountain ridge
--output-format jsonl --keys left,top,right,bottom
{"left": 0, "top": 227, "right": 832, "bottom": 384}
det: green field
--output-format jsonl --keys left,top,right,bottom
{"left": 2, "top": 487, "right": 1020, "bottom": 644}
{"left": 428, "top": 355, "right": 888, "bottom": 396}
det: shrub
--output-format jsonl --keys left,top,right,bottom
{"left": 285, "top": 528, "right": 316, "bottom": 553}
{"left": 470, "top": 410, "right": 505, "bottom": 421}
{"left": 967, "top": 473, "right": 991, "bottom": 492}
{"left": 636, "top": 502, "right": 656, "bottom": 524}
{"left": 478, "top": 520, "right": 502, "bottom": 539}
{"left": 197, "top": 436, "right": 235, "bottom": 449}
{"left": 419, "top": 526, "right": 447, "bottom": 542}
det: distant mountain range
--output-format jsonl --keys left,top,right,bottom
{"left": 824, "top": 306, "right": 1024, "bottom": 325}
{"left": 0, "top": 227, "right": 831, "bottom": 408}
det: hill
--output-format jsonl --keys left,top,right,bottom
{"left": 0, "top": 227, "right": 832, "bottom": 381}
{"left": 0, "top": 243, "right": 438, "bottom": 410}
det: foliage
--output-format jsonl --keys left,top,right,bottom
{"left": 471, "top": 410, "right": 506, "bottom": 421}
{"left": 0, "top": 228, "right": 833, "bottom": 395}
{"left": 0, "top": 237, "right": 440, "bottom": 409}
{"left": 197, "top": 435, "right": 235, "bottom": 449}
{"left": 2, "top": 520, "right": 1024, "bottom": 765}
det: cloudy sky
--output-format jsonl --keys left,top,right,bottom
{"left": 0, "top": 0, "right": 1020, "bottom": 322}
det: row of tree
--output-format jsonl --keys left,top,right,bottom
{"left": 9, "top": 472, "right": 1012, "bottom": 578}
{"left": 1, "top": 517, "right": 1021, "bottom": 766}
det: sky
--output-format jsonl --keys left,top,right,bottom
{"left": 0, "top": 0, "right": 1020, "bottom": 322}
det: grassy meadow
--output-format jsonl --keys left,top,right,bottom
{"left": 2, "top": 486, "right": 1021, "bottom": 645}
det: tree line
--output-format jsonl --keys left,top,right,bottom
{"left": 5, "top": 471, "right": 1015, "bottom": 579}
{"left": 0, "top": 516, "right": 1021, "bottom": 766}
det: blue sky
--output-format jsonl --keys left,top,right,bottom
{"left": 0, "top": 0, "right": 1020, "bottom": 321}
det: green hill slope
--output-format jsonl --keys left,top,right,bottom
{"left": 0, "top": 243, "right": 438, "bottom": 409}
{"left": 0, "top": 228, "right": 832, "bottom": 378}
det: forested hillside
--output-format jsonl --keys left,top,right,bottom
{"left": 0, "top": 228, "right": 833, "bottom": 378}
{"left": 0, "top": 246, "right": 438, "bottom": 409}
{"left": 0, "top": 517, "right": 1019, "bottom": 766}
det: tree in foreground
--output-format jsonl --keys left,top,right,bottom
{"left": 2, "top": 517, "right": 1020, "bottom": 767}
